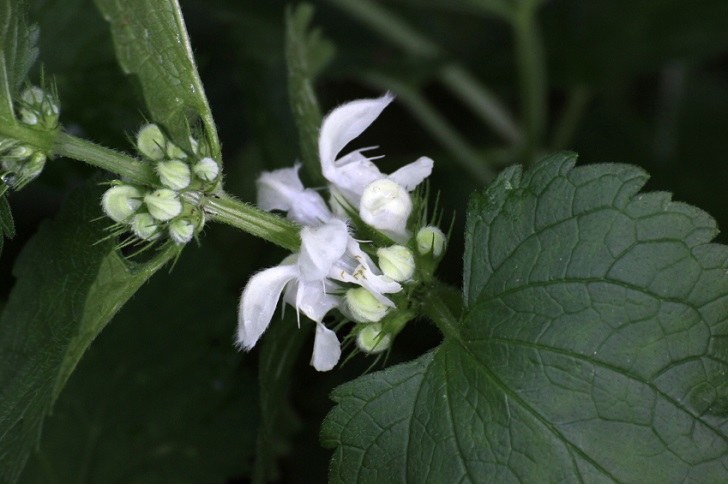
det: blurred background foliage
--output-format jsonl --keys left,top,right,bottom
{"left": 2, "top": 0, "right": 727, "bottom": 481}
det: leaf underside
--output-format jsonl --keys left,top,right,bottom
{"left": 0, "top": 187, "right": 176, "bottom": 482}
{"left": 322, "top": 153, "right": 728, "bottom": 483}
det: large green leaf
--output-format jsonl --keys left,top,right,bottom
{"left": 93, "top": 0, "right": 220, "bottom": 158}
{"left": 322, "top": 153, "right": 728, "bottom": 482}
{"left": 0, "top": 187, "right": 176, "bottom": 482}
{"left": 0, "top": 0, "right": 38, "bottom": 122}
{"left": 19, "top": 245, "right": 257, "bottom": 483}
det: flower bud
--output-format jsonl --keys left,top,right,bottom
{"left": 356, "top": 323, "right": 392, "bottom": 354}
{"left": 156, "top": 159, "right": 191, "bottom": 190}
{"left": 377, "top": 245, "right": 415, "bottom": 282}
{"left": 130, "top": 212, "right": 161, "bottom": 241}
{"left": 168, "top": 218, "right": 195, "bottom": 245}
{"left": 345, "top": 287, "right": 389, "bottom": 323}
{"left": 166, "top": 142, "right": 187, "bottom": 160}
{"left": 359, "top": 179, "right": 412, "bottom": 242}
{"left": 136, "top": 124, "right": 167, "bottom": 160}
{"left": 192, "top": 157, "right": 219, "bottom": 182}
{"left": 20, "top": 87, "right": 59, "bottom": 126}
{"left": 144, "top": 188, "right": 182, "bottom": 221}
{"left": 20, "top": 152, "right": 46, "bottom": 180}
{"left": 101, "top": 185, "right": 143, "bottom": 223}
{"left": 416, "top": 226, "right": 446, "bottom": 257}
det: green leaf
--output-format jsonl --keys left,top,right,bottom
{"left": 0, "top": 186, "right": 176, "bottom": 482}
{"left": 19, "top": 245, "right": 258, "bottom": 483}
{"left": 93, "top": 0, "right": 220, "bottom": 159}
{"left": 322, "top": 153, "right": 728, "bottom": 482}
{"left": 253, "top": 317, "right": 310, "bottom": 483}
{"left": 0, "top": 193, "right": 13, "bottom": 239}
{"left": 0, "top": 0, "right": 38, "bottom": 121}
{"left": 285, "top": 3, "right": 334, "bottom": 184}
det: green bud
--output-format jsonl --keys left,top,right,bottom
{"left": 136, "top": 124, "right": 167, "bottom": 160}
{"left": 416, "top": 226, "right": 446, "bottom": 257}
{"left": 345, "top": 287, "right": 389, "bottom": 323}
{"left": 144, "top": 188, "right": 182, "bottom": 221}
{"left": 19, "top": 87, "right": 59, "bottom": 126}
{"left": 356, "top": 323, "right": 392, "bottom": 354}
{"left": 101, "top": 184, "right": 143, "bottom": 223}
{"left": 192, "top": 157, "right": 219, "bottom": 182}
{"left": 168, "top": 218, "right": 195, "bottom": 245}
{"left": 130, "top": 212, "right": 161, "bottom": 241}
{"left": 156, "top": 159, "right": 191, "bottom": 190}
{"left": 377, "top": 245, "right": 415, "bottom": 282}
{"left": 20, "top": 152, "right": 46, "bottom": 179}
{"left": 166, "top": 141, "right": 187, "bottom": 160}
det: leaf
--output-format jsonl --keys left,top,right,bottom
{"left": 93, "top": 0, "right": 220, "bottom": 158}
{"left": 0, "top": 0, "right": 38, "bottom": 121}
{"left": 285, "top": 3, "right": 334, "bottom": 184}
{"left": 0, "top": 186, "right": 176, "bottom": 482}
{"left": 0, "top": 194, "right": 13, "bottom": 239}
{"left": 322, "top": 153, "right": 728, "bottom": 482}
{"left": 252, "top": 316, "right": 310, "bottom": 483}
{"left": 19, "top": 245, "right": 258, "bottom": 483}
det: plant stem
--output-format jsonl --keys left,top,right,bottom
{"left": 0, "top": 122, "right": 54, "bottom": 152}
{"left": 422, "top": 284, "right": 464, "bottom": 344}
{"left": 53, "top": 132, "right": 156, "bottom": 186}
{"left": 551, "top": 85, "right": 591, "bottom": 150}
{"left": 512, "top": 1, "right": 547, "bottom": 164}
{"left": 203, "top": 193, "right": 301, "bottom": 251}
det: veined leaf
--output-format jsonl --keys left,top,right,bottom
{"left": 322, "top": 153, "right": 728, "bottom": 482}
{"left": 0, "top": 0, "right": 38, "bottom": 122}
{"left": 93, "top": 0, "right": 220, "bottom": 159}
{"left": 285, "top": 3, "right": 334, "bottom": 184}
{"left": 0, "top": 187, "right": 176, "bottom": 482}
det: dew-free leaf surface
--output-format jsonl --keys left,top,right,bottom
{"left": 322, "top": 153, "right": 728, "bottom": 482}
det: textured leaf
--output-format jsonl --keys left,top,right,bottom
{"left": 0, "top": 187, "right": 176, "bottom": 482}
{"left": 93, "top": 0, "right": 220, "bottom": 158}
{"left": 19, "top": 245, "right": 258, "bottom": 483}
{"left": 0, "top": 0, "right": 38, "bottom": 121}
{"left": 285, "top": 3, "right": 334, "bottom": 184}
{"left": 322, "top": 153, "right": 728, "bottom": 482}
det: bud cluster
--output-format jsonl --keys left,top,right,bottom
{"left": 0, "top": 86, "right": 60, "bottom": 190}
{"left": 100, "top": 124, "right": 221, "bottom": 246}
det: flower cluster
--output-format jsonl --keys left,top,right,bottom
{"left": 0, "top": 86, "right": 59, "bottom": 190}
{"left": 100, "top": 124, "right": 220, "bottom": 246}
{"left": 237, "top": 94, "right": 447, "bottom": 371}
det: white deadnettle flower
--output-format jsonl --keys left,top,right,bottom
{"left": 318, "top": 93, "right": 434, "bottom": 210}
{"left": 359, "top": 179, "right": 412, "bottom": 242}
{"left": 256, "top": 163, "right": 332, "bottom": 226}
{"left": 237, "top": 219, "right": 401, "bottom": 371}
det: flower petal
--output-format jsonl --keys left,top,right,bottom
{"left": 310, "top": 323, "right": 342, "bottom": 372}
{"left": 284, "top": 280, "right": 341, "bottom": 323}
{"left": 388, "top": 156, "right": 434, "bottom": 191}
{"left": 298, "top": 219, "right": 349, "bottom": 281}
{"left": 319, "top": 93, "right": 394, "bottom": 180}
{"left": 237, "top": 263, "right": 299, "bottom": 350}
{"left": 257, "top": 164, "right": 332, "bottom": 225}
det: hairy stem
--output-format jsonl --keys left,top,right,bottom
{"left": 422, "top": 283, "right": 464, "bottom": 344}
{"left": 203, "top": 193, "right": 301, "bottom": 251}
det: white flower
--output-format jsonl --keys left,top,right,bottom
{"left": 256, "top": 164, "right": 332, "bottom": 226}
{"left": 236, "top": 219, "right": 401, "bottom": 371}
{"left": 359, "top": 179, "right": 412, "bottom": 242}
{"left": 318, "top": 93, "right": 434, "bottom": 209}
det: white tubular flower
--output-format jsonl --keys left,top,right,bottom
{"left": 257, "top": 164, "right": 332, "bottom": 226}
{"left": 236, "top": 219, "right": 402, "bottom": 371}
{"left": 318, "top": 93, "right": 434, "bottom": 208}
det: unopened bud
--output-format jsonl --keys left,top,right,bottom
{"left": 192, "top": 157, "right": 219, "bottom": 182}
{"left": 345, "top": 287, "right": 389, "bottom": 323}
{"left": 101, "top": 185, "right": 143, "bottom": 223}
{"left": 130, "top": 212, "right": 161, "bottom": 241}
{"left": 416, "top": 226, "right": 446, "bottom": 257}
{"left": 168, "top": 218, "right": 195, "bottom": 245}
{"left": 20, "top": 152, "right": 46, "bottom": 179}
{"left": 377, "top": 245, "right": 415, "bottom": 282}
{"left": 166, "top": 142, "right": 187, "bottom": 160}
{"left": 20, "top": 87, "right": 59, "bottom": 125}
{"left": 144, "top": 188, "right": 182, "bottom": 221}
{"left": 359, "top": 179, "right": 412, "bottom": 242}
{"left": 136, "top": 124, "right": 167, "bottom": 160}
{"left": 156, "top": 159, "right": 191, "bottom": 190}
{"left": 356, "top": 323, "right": 392, "bottom": 354}
{"left": 8, "top": 145, "right": 33, "bottom": 161}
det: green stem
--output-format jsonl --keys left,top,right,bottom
{"left": 0, "top": 121, "right": 54, "bottom": 152}
{"left": 203, "top": 193, "right": 301, "bottom": 251}
{"left": 422, "top": 284, "right": 464, "bottom": 344}
{"left": 512, "top": 1, "right": 547, "bottom": 164}
{"left": 53, "top": 132, "right": 156, "bottom": 186}
{"left": 551, "top": 85, "right": 591, "bottom": 150}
